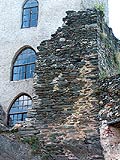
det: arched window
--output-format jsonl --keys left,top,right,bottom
{"left": 12, "top": 48, "right": 36, "bottom": 81}
{"left": 22, "top": 0, "right": 39, "bottom": 28}
{"left": 8, "top": 94, "right": 32, "bottom": 126}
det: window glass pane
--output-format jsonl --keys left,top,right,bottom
{"left": 14, "top": 60, "right": 18, "bottom": 65}
{"left": 19, "top": 107, "right": 24, "bottom": 112}
{"left": 26, "top": 71, "right": 32, "bottom": 79}
{"left": 22, "top": 106, "right": 27, "bottom": 112}
{"left": 30, "top": 20, "right": 37, "bottom": 27}
{"left": 22, "top": 58, "right": 28, "bottom": 65}
{"left": 30, "top": 0, "right": 38, "bottom": 7}
{"left": 23, "top": 113, "right": 27, "bottom": 120}
{"left": 13, "top": 67, "right": 18, "bottom": 74}
{"left": 23, "top": 15, "right": 30, "bottom": 22}
{"left": 14, "top": 59, "right": 22, "bottom": 65}
{"left": 14, "top": 115, "right": 17, "bottom": 121}
{"left": 26, "top": 64, "right": 35, "bottom": 79}
{"left": 23, "top": 8, "right": 30, "bottom": 15}
{"left": 30, "top": 64, "right": 35, "bottom": 75}
{"left": 22, "top": 0, "right": 38, "bottom": 28}
{"left": 28, "top": 54, "right": 36, "bottom": 63}
{"left": 26, "top": 65, "right": 31, "bottom": 72}
{"left": 31, "top": 64, "right": 35, "bottom": 70}
{"left": 18, "top": 114, "right": 22, "bottom": 121}
{"left": 19, "top": 100, "right": 23, "bottom": 107}
{"left": 19, "top": 96, "right": 24, "bottom": 101}
{"left": 31, "top": 13, "right": 38, "bottom": 21}
{"left": 20, "top": 73, "right": 25, "bottom": 80}
{"left": 13, "top": 73, "right": 18, "bottom": 81}
{"left": 27, "top": 55, "right": 31, "bottom": 64}
{"left": 23, "top": 9, "right": 30, "bottom": 27}
{"left": 17, "top": 53, "right": 23, "bottom": 60}
{"left": 14, "top": 101, "right": 19, "bottom": 107}
{"left": 24, "top": 95, "right": 28, "bottom": 100}
{"left": 16, "top": 66, "right": 25, "bottom": 80}
{"left": 22, "top": 21, "right": 29, "bottom": 28}
{"left": 27, "top": 48, "right": 33, "bottom": 53}
{"left": 24, "top": 0, "right": 38, "bottom": 8}
{"left": 20, "top": 66, "right": 25, "bottom": 72}
{"left": 9, "top": 95, "right": 32, "bottom": 126}
{"left": 22, "top": 51, "right": 28, "bottom": 59}
{"left": 24, "top": 100, "right": 28, "bottom": 106}
{"left": 30, "top": 56, "right": 36, "bottom": 63}
{"left": 32, "top": 7, "right": 38, "bottom": 13}
{"left": 10, "top": 107, "right": 19, "bottom": 114}
{"left": 13, "top": 48, "right": 36, "bottom": 81}
{"left": 28, "top": 99, "right": 32, "bottom": 105}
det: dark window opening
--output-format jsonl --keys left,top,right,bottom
{"left": 22, "top": 0, "right": 39, "bottom": 28}
{"left": 12, "top": 48, "right": 36, "bottom": 81}
{"left": 8, "top": 95, "right": 32, "bottom": 126}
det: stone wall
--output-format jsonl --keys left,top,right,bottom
{"left": 31, "top": 10, "right": 104, "bottom": 159}
{"left": 96, "top": 13, "right": 120, "bottom": 160}
{"left": 20, "top": 9, "right": 120, "bottom": 160}
{"left": 99, "top": 75, "right": 120, "bottom": 124}
{"left": 98, "top": 75, "right": 120, "bottom": 160}
{"left": 97, "top": 14, "right": 120, "bottom": 78}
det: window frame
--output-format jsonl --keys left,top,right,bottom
{"left": 11, "top": 47, "right": 36, "bottom": 81}
{"left": 21, "top": 0, "right": 39, "bottom": 28}
{"left": 8, "top": 94, "right": 32, "bottom": 126}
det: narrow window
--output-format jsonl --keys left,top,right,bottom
{"left": 22, "top": 0, "right": 39, "bottom": 28}
{"left": 12, "top": 48, "right": 36, "bottom": 81}
{"left": 8, "top": 95, "right": 32, "bottom": 126}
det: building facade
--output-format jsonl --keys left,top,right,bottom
{"left": 0, "top": 0, "right": 108, "bottom": 125}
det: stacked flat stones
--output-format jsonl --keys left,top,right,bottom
{"left": 99, "top": 74, "right": 120, "bottom": 127}
{"left": 20, "top": 9, "right": 120, "bottom": 159}
{"left": 33, "top": 9, "right": 104, "bottom": 159}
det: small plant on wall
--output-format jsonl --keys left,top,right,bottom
{"left": 94, "top": 2, "right": 105, "bottom": 16}
{"left": 22, "top": 136, "right": 40, "bottom": 154}
{"left": 99, "top": 69, "right": 107, "bottom": 79}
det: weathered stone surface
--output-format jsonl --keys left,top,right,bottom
{"left": 30, "top": 9, "right": 105, "bottom": 160}
{"left": 97, "top": 16, "right": 120, "bottom": 78}
{"left": 99, "top": 74, "right": 120, "bottom": 124}
{"left": 98, "top": 75, "right": 120, "bottom": 160}
{"left": 0, "top": 105, "right": 8, "bottom": 132}
{"left": 0, "top": 135, "right": 36, "bottom": 160}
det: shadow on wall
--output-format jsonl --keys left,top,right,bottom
{"left": 0, "top": 104, "right": 6, "bottom": 124}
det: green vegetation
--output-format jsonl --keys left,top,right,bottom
{"left": 99, "top": 69, "right": 107, "bottom": 79}
{"left": 94, "top": 2, "right": 104, "bottom": 12}
{"left": 22, "top": 136, "right": 54, "bottom": 160}
{"left": 94, "top": 2, "right": 105, "bottom": 17}
{"left": 22, "top": 136, "right": 40, "bottom": 153}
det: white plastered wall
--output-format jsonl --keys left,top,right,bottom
{"left": 0, "top": 0, "right": 108, "bottom": 121}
